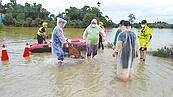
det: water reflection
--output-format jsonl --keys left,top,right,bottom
{"left": 1, "top": 61, "right": 10, "bottom": 71}
{"left": 136, "top": 61, "right": 148, "bottom": 93}
{"left": 23, "top": 57, "right": 31, "bottom": 64}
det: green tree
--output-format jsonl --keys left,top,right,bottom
{"left": 48, "top": 20, "right": 56, "bottom": 28}
{"left": 49, "top": 14, "right": 55, "bottom": 21}
{"left": 1, "top": 1, "right": 116, "bottom": 28}
{"left": 40, "top": 8, "right": 50, "bottom": 20}
{"left": 0, "top": 23, "right": 5, "bottom": 30}
{"left": 0, "top": 4, "right": 6, "bottom": 13}
{"left": 128, "top": 14, "right": 136, "bottom": 24}
{"left": 31, "top": 17, "right": 42, "bottom": 27}
{"left": 90, "top": 7, "right": 102, "bottom": 18}
{"left": 65, "top": 7, "right": 83, "bottom": 20}
{"left": 3, "top": 13, "right": 14, "bottom": 26}
{"left": 81, "top": 6, "right": 91, "bottom": 13}
{"left": 16, "top": 13, "right": 25, "bottom": 20}
{"left": 75, "top": 20, "right": 83, "bottom": 28}
{"left": 83, "top": 13, "right": 97, "bottom": 27}
{"left": 25, "top": 17, "right": 32, "bottom": 27}
{"left": 11, "top": 4, "right": 23, "bottom": 19}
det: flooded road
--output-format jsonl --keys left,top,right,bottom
{"left": 0, "top": 27, "right": 173, "bottom": 97}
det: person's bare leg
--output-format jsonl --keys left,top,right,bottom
{"left": 140, "top": 50, "right": 143, "bottom": 60}
{"left": 90, "top": 55, "right": 93, "bottom": 59}
{"left": 122, "top": 69, "right": 127, "bottom": 82}
{"left": 86, "top": 53, "right": 91, "bottom": 59}
{"left": 143, "top": 51, "right": 146, "bottom": 61}
{"left": 85, "top": 53, "right": 88, "bottom": 59}
{"left": 129, "top": 68, "right": 133, "bottom": 81}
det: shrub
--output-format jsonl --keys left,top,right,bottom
{"left": 149, "top": 46, "right": 173, "bottom": 58}
{"left": 107, "top": 42, "right": 113, "bottom": 48}
{"left": 0, "top": 23, "right": 5, "bottom": 30}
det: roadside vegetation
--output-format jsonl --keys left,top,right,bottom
{"left": 133, "top": 22, "right": 173, "bottom": 28}
{"left": 106, "top": 41, "right": 173, "bottom": 59}
{"left": 148, "top": 46, "right": 173, "bottom": 59}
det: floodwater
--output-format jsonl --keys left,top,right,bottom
{"left": 0, "top": 27, "right": 173, "bottom": 97}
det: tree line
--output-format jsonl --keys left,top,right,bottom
{"left": 1, "top": 0, "right": 173, "bottom": 29}
{"left": 0, "top": 0, "right": 115, "bottom": 28}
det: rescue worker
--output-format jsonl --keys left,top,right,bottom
{"left": 138, "top": 20, "right": 152, "bottom": 62}
{"left": 113, "top": 20, "right": 125, "bottom": 50}
{"left": 37, "top": 22, "right": 48, "bottom": 44}
{"left": 51, "top": 18, "right": 67, "bottom": 64}
{"left": 83, "top": 19, "right": 106, "bottom": 59}
{"left": 112, "top": 20, "right": 138, "bottom": 81}
{"left": 98, "top": 21, "right": 105, "bottom": 50}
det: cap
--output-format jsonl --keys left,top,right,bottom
{"left": 99, "top": 21, "right": 103, "bottom": 26}
{"left": 42, "top": 22, "right": 48, "bottom": 27}
{"left": 123, "top": 21, "right": 131, "bottom": 26}
{"left": 119, "top": 20, "right": 125, "bottom": 25}
{"left": 141, "top": 20, "right": 147, "bottom": 24}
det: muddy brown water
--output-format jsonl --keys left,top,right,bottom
{"left": 0, "top": 27, "right": 173, "bottom": 97}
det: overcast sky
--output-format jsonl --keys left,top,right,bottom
{"left": 2, "top": 0, "right": 173, "bottom": 24}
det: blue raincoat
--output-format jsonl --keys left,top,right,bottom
{"left": 51, "top": 18, "right": 67, "bottom": 61}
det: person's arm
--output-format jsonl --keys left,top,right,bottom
{"left": 112, "top": 40, "right": 123, "bottom": 57}
{"left": 112, "top": 32, "right": 125, "bottom": 57}
{"left": 59, "top": 33, "right": 65, "bottom": 44}
{"left": 83, "top": 29, "right": 88, "bottom": 40}
{"left": 40, "top": 28, "right": 47, "bottom": 37}
{"left": 102, "top": 26, "right": 105, "bottom": 32}
{"left": 112, "top": 29, "right": 120, "bottom": 50}
{"left": 55, "top": 27, "right": 65, "bottom": 45}
{"left": 113, "top": 29, "right": 120, "bottom": 46}
{"left": 99, "top": 26, "right": 106, "bottom": 40}
{"left": 43, "top": 32, "right": 47, "bottom": 37}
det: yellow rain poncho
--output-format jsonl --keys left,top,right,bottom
{"left": 138, "top": 25, "right": 152, "bottom": 48}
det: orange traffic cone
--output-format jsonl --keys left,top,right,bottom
{"left": 1, "top": 45, "right": 9, "bottom": 61}
{"left": 23, "top": 43, "right": 30, "bottom": 57}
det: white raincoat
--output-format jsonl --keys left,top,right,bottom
{"left": 51, "top": 18, "right": 67, "bottom": 61}
{"left": 115, "top": 25, "right": 138, "bottom": 77}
